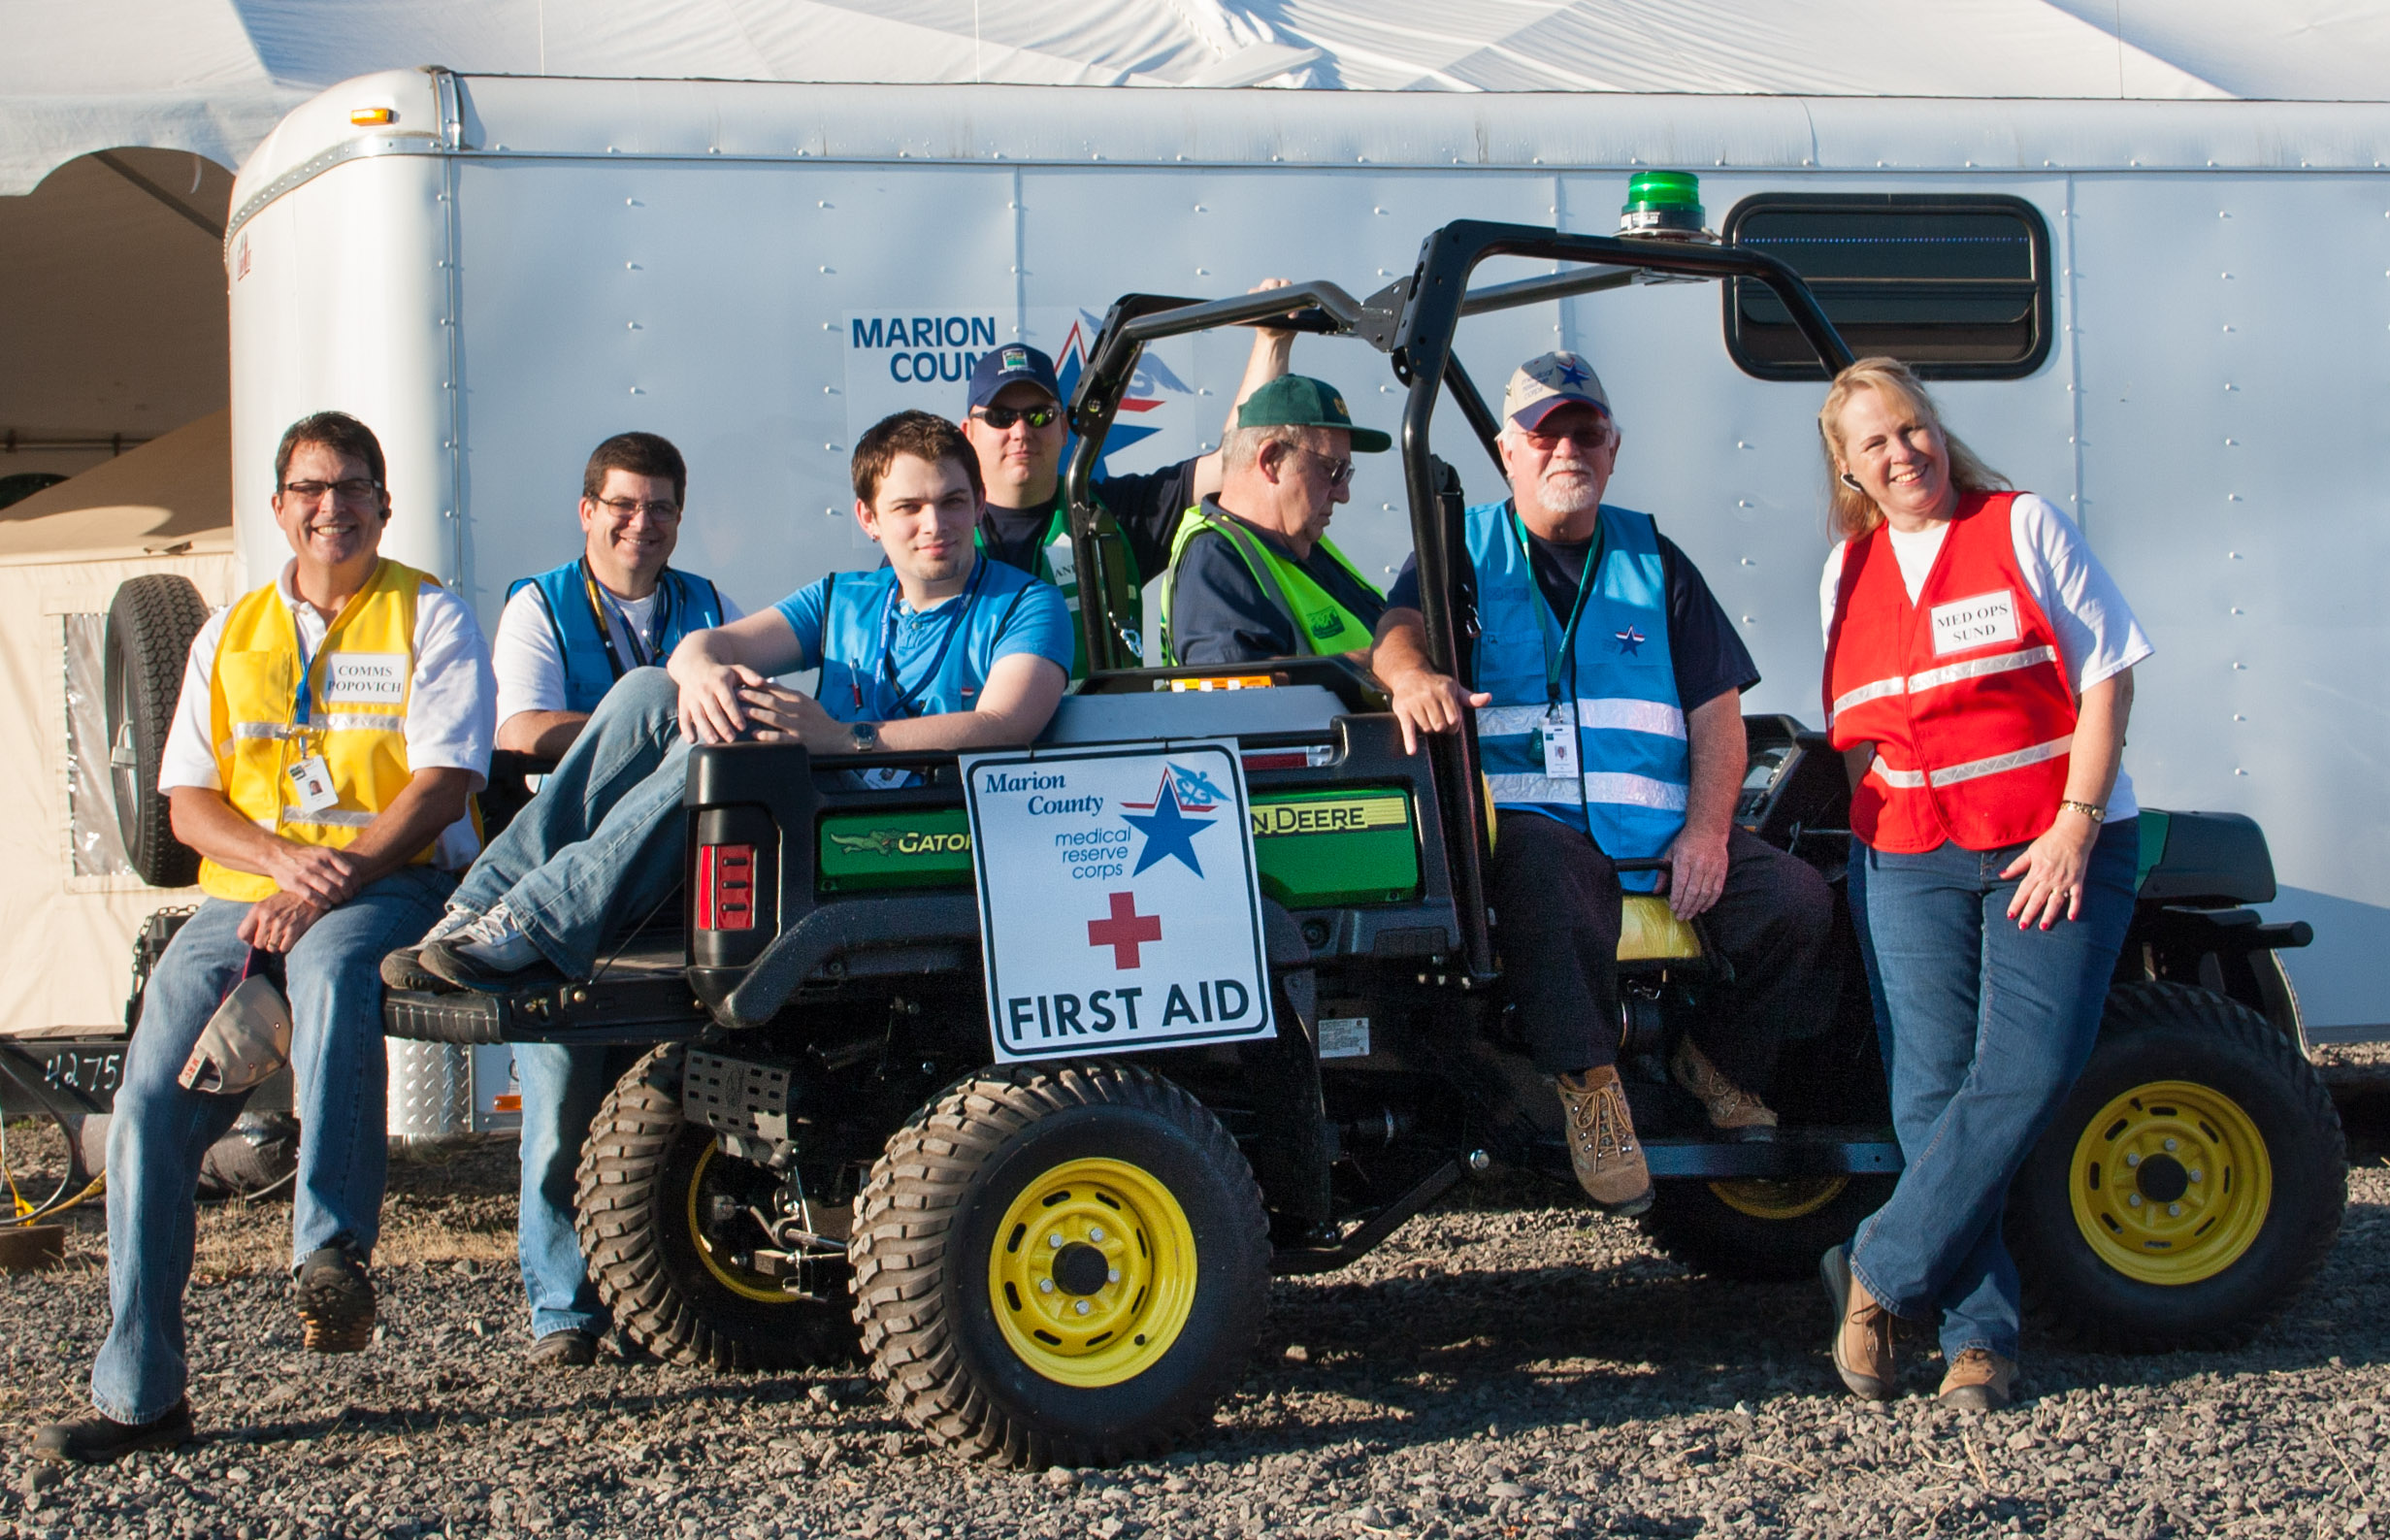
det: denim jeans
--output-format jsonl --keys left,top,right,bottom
{"left": 450, "top": 667, "right": 691, "bottom": 977}
{"left": 91, "top": 867, "right": 453, "bottom": 1424}
{"left": 1849, "top": 819, "right": 2138, "bottom": 1362}
{"left": 511, "top": 1041, "right": 637, "bottom": 1340}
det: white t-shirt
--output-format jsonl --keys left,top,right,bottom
{"left": 1818, "top": 492, "right": 2153, "bottom": 822}
{"left": 159, "top": 563, "right": 498, "bottom": 869}
{"left": 492, "top": 575, "right": 743, "bottom": 728}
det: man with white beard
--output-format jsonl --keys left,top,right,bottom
{"left": 1368, "top": 353, "right": 1834, "bottom": 1216}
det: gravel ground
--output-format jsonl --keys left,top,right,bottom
{"left": 1, "top": 1098, "right": 2385, "bottom": 1540}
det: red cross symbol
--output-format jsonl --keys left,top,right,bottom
{"left": 1086, "top": 891, "right": 1162, "bottom": 969}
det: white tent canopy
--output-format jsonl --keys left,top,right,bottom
{"left": 10, "top": 0, "right": 2390, "bottom": 193}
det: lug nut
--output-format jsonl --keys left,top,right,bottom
{"left": 1074, "top": 1299, "right": 1091, "bottom": 1316}
{"left": 2190, "top": 1169, "right": 2204, "bottom": 1183}
{"left": 2164, "top": 1137, "right": 2178, "bottom": 1151}
{"left": 2168, "top": 1202, "right": 2182, "bottom": 1216}
{"left": 2128, "top": 1195, "right": 2143, "bottom": 1207}
{"left": 1088, "top": 1227, "right": 1104, "bottom": 1242}
{"left": 1107, "top": 1267, "right": 1121, "bottom": 1284}
{"left": 2125, "top": 1153, "right": 2141, "bottom": 1167}
{"left": 1039, "top": 1278, "right": 1054, "bottom": 1294}
{"left": 1048, "top": 1233, "right": 1063, "bottom": 1248}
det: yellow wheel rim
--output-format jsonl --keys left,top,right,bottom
{"left": 686, "top": 1142, "right": 796, "bottom": 1305}
{"left": 2068, "top": 1080, "right": 2272, "bottom": 1286}
{"left": 1708, "top": 1175, "right": 1850, "bottom": 1221}
{"left": 987, "top": 1157, "right": 1198, "bottom": 1389}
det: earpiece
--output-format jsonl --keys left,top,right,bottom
{"left": 1838, "top": 472, "right": 1863, "bottom": 493}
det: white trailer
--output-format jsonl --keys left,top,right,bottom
{"left": 216, "top": 68, "right": 2390, "bottom": 1040}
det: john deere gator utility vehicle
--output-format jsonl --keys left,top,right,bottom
{"left": 384, "top": 200, "right": 2345, "bottom": 1467}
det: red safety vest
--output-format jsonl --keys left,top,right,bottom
{"left": 1823, "top": 492, "right": 2078, "bottom": 853}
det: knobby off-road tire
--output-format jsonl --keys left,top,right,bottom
{"left": 2010, "top": 981, "right": 2345, "bottom": 1352}
{"left": 1639, "top": 1173, "right": 1897, "bottom": 1283}
{"left": 850, "top": 1062, "right": 1270, "bottom": 1468}
{"left": 574, "top": 1045, "right": 855, "bottom": 1371}
{"left": 106, "top": 573, "right": 210, "bottom": 887}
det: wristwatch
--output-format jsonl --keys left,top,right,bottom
{"left": 847, "top": 720, "right": 880, "bottom": 754}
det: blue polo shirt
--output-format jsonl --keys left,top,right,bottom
{"left": 773, "top": 555, "right": 1073, "bottom": 721}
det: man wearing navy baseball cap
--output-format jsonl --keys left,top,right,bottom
{"left": 1370, "top": 351, "right": 1834, "bottom": 1215}
{"left": 959, "top": 280, "right": 1304, "bottom": 677}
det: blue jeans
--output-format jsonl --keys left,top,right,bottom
{"left": 510, "top": 1041, "right": 632, "bottom": 1339}
{"left": 1849, "top": 819, "right": 2137, "bottom": 1363}
{"left": 92, "top": 867, "right": 453, "bottom": 1424}
{"left": 450, "top": 667, "right": 691, "bottom": 977}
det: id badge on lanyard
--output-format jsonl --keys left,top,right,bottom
{"left": 1540, "top": 706, "right": 1580, "bottom": 780}
{"left": 1514, "top": 508, "right": 1600, "bottom": 795}
{"left": 285, "top": 626, "right": 339, "bottom": 811}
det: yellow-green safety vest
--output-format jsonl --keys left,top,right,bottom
{"left": 1160, "top": 505, "right": 1381, "bottom": 665}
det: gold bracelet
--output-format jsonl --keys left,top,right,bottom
{"left": 2060, "top": 799, "right": 2106, "bottom": 823}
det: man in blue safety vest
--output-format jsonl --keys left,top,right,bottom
{"left": 1369, "top": 353, "right": 1835, "bottom": 1216}
{"left": 463, "top": 431, "right": 737, "bottom": 1370}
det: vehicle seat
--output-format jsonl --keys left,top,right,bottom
{"left": 1619, "top": 895, "right": 1701, "bottom": 962}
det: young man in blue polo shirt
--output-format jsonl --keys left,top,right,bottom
{"left": 393, "top": 410, "right": 1072, "bottom": 996}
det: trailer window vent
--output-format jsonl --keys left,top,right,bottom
{"left": 1721, "top": 194, "right": 2052, "bottom": 380}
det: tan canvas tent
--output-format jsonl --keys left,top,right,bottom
{"left": 0, "top": 410, "right": 233, "bottom": 1039}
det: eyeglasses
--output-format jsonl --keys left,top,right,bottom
{"left": 1520, "top": 425, "right": 1618, "bottom": 453}
{"left": 592, "top": 496, "right": 681, "bottom": 519}
{"left": 972, "top": 404, "right": 1060, "bottom": 431}
{"left": 1288, "top": 445, "right": 1356, "bottom": 489}
{"left": 279, "top": 478, "right": 382, "bottom": 504}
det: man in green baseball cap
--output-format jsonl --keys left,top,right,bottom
{"left": 1160, "top": 375, "right": 1392, "bottom": 666}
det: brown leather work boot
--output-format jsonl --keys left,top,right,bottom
{"left": 1820, "top": 1244, "right": 1895, "bottom": 1399}
{"left": 1938, "top": 1349, "right": 2016, "bottom": 1411}
{"left": 1554, "top": 1066, "right": 1653, "bottom": 1216}
{"left": 1669, "top": 1037, "right": 1779, "bottom": 1142}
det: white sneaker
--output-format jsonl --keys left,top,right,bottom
{"left": 420, "top": 905, "right": 478, "bottom": 945}
{"left": 451, "top": 901, "right": 543, "bottom": 972}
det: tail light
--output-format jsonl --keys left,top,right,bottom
{"left": 697, "top": 843, "right": 755, "bottom": 931}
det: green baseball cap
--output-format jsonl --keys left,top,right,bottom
{"left": 1235, "top": 375, "right": 1391, "bottom": 453}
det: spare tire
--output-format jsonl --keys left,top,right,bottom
{"left": 106, "top": 573, "right": 211, "bottom": 887}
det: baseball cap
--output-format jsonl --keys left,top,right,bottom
{"left": 966, "top": 344, "right": 1064, "bottom": 412}
{"left": 1502, "top": 351, "right": 1613, "bottom": 431}
{"left": 1235, "top": 375, "right": 1392, "bottom": 452}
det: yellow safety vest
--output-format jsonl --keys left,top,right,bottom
{"left": 201, "top": 557, "right": 436, "bottom": 901}
{"left": 1160, "top": 504, "right": 1381, "bottom": 665}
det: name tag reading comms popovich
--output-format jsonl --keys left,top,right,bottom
{"left": 962, "top": 740, "right": 1274, "bottom": 1065}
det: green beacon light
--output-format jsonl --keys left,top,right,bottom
{"left": 1619, "top": 170, "right": 1714, "bottom": 242}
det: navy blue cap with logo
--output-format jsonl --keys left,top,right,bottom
{"left": 966, "top": 343, "right": 1064, "bottom": 412}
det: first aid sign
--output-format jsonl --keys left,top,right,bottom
{"left": 963, "top": 741, "right": 1274, "bottom": 1064}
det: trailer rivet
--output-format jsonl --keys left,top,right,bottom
{"left": 1467, "top": 1150, "right": 1491, "bottom": 1173}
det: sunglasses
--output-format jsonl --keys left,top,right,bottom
{"left": 1288, "top": 444, "right": 1356, "bottom": 488}
{"left": 973, "top": 405, "right": 1059, "bottom": 431}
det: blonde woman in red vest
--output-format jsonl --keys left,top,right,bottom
{"left": 1815, "top": 358, "right": 2150, "bottom": 1411}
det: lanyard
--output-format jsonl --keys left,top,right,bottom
{"left": 876, "top": 559, "right": 986, "bottom": 719}
{"left": 291, "top": 620, "right": 317, "bottom": 728}
{"left": 580, "top": 558, "right": 671, "bottom": 675}
{"left": 1508, "top": 504, "right": 1605, "bottom": 707}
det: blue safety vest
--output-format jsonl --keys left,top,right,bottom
{"left": 1466, "top": 500, "right": 1689, "bottom": 890}
{"left": 509, "top": 560, "right": 724, "bottom": 713}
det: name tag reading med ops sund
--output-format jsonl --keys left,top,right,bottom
{"left": 1928, "top": 590, "right": 2020, "bottom": 656}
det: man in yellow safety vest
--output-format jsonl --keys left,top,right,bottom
{"left": 34, "top": 412, "right": 496, "bottom": 1464}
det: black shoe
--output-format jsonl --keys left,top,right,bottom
{"left": 379, "top": 946, "right": 445, "bottom": 992}
{"left": 295, "top": 1244, "right": 376, "bottom": 1354}
{"left": 416, "top": 938, "right": 556, "bottom": 995}
{"left": 527, "top": 1329, "right": 600, "bottom": 1369}
{"left": 33, "top": 1401, "right": 193, "bottom": 1463}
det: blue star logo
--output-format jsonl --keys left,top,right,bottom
{"left": 1553, "top": 355, "right": 1591, "bottom": 387}
{"left": 1123, "top": 773, "right": 1216, "bottom": 877}
{"left": 1614, "top": 625, "right": 1646, "bottom": 656}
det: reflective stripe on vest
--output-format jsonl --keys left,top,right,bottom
{"left": 1463, "top": 500, "right": 1688, "bottom": 887}
{"left": 1822, "top": 492, "right": 2079, "bottom": 853}
{"left": 201, "top": 558, "right": 434, "bottom": 901}
{"left": 1159, "top": 504, "right": 1380, "bottom": 664}
{"left": 508, "top": 561, "right": 725, "bottom": 713}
